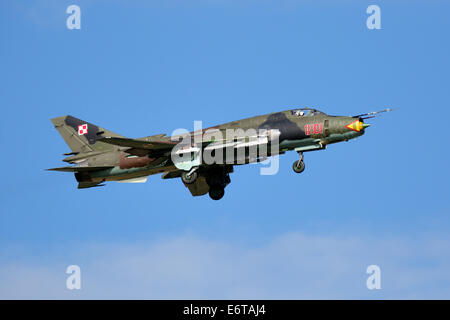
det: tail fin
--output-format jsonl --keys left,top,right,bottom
{"left": 51, "top": 115, "right": 124, "bottom": 153}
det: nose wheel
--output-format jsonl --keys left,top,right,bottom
{"left": 292, "top": 152, "right": 305, "bottom": 174}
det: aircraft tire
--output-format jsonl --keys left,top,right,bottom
{"left": 181, "top": 170, "right": 198, "bottom": 184}
{"left": 292, "top": 160, "right": 305, "bottom": 174}
{"left": 209, "top": 186, "right": 225, "bottom": 200}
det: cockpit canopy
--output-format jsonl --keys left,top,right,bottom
{"left": 290, "top": 107, "right": 326, "bottom": 117}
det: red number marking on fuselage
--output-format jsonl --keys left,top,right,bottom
{"left": 304, "top": 123, "right": 323, "bottom": 136}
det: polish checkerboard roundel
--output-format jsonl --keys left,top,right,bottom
{"left": 78, "top": 124, "right": 88, "bottom": 135}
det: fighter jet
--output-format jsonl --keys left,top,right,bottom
{"left": 48, "top": 107, "right": 391, "bottom": 200}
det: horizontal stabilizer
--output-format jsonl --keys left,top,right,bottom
{"left": 46, "top": 166, "right": 114, "bottom": 172}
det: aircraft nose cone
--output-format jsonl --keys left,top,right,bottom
{"left": 362, "top": 123, "right": 371, "bottom": 129}
{"left": 345, "top": 120, "right": 367, "bottom": 132}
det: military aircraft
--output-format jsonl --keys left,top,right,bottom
{"left": 48, "top": 107, "right": 391, "bottom": 200}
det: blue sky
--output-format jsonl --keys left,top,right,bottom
{"left": 0, "top": 0, "right": 449, "bottom": 299}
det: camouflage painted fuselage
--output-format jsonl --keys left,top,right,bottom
{"left": 49, "top": 108, "right": 368, "bottom": 196}
{"left": 216, "top": 109, "right": 364, "bottom": 150}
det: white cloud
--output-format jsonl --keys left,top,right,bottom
{"left": 1, "top": 232, "right": 450, "bottom": 299}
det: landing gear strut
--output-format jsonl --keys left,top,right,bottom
{"left": 292, "top": 152, "right": 305, "bottom": 174}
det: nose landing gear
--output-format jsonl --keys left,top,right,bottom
{"left": 292, "top": 152, "right": 305, "bottom": 174}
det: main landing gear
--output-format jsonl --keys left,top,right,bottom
{"left": 181, "top": 166, "right": 231, "bottom": 200}
{"left": 206, "top": 167, "right": 232, "bottom": 201}
{"left": 181, "top": 167, "right": 198, "bottom": 184}
{"left": 206, "top": 167, "right": 232, "bottom": 200}
{"left": 292, "top": 152, "right": 305, "bottom": 174}
{"left": 209, "top": 186, "right": 225, "bottom": 201}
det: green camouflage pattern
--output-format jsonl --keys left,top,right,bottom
{"left": 48, "top": 107, "right": 388, "bottom": 199}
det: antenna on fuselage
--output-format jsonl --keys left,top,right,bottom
{"left": 353, "top": 108, "right": 393, "bottom": 119}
